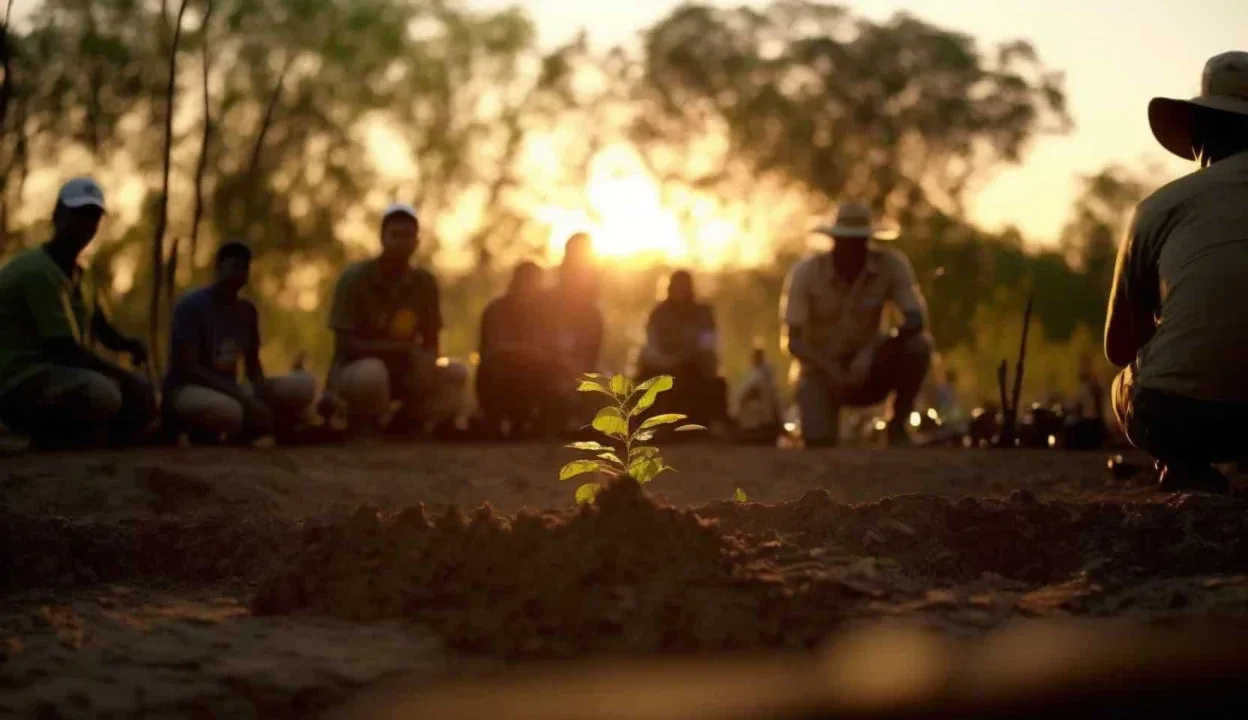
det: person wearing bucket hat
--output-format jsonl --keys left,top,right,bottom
{"left": 1105, "top": 51, "right": 1248, "bottom": 494}
{"left": 781, "top": 201, "right": 932, "bottom": 448}
{"left": 323, "top": 202, "right": 467, "bottom": 437}
{"left": 0, "top": 177, "right": 156, "bottom": 447}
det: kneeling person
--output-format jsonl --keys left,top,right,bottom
{"left": 782, "top": 202, "right": 933, "bottom": 447}
{"left": 327, "top": 203, "right": 465, "bottom": 433}
{"left": 165, "top": 242, "right": 316, "bottom": 442}
{"left": 477, "top": 261, "right": 556, "bottom": 436}
{"left": 637, "top": 270, "right": 728, "bottom": 425}
{"left": 0, "top": 178, "right": 155, "bottom": 447}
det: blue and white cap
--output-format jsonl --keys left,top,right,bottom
{"left": 57, "top": 177, "right": 107, "bottom": 212}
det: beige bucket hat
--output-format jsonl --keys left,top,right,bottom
{"left": 1149, "top": 51, "right": 1248, "bottom": 161}
{"left": 814, "top": 201, "right": 899, "bottom": 241}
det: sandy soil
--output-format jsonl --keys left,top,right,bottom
{"left": 2, "top": 443, "right": 1246, "bottom": 718}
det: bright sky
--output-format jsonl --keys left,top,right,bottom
{"left": 475, "top": 0, "right": 1248, "bottom": 245}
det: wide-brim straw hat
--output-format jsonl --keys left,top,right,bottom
{"left": 1149, "top": 51, "right": 1248, "bottom": 161}
{"left": 814, "top": 201, "right": 899, "bottom": 241}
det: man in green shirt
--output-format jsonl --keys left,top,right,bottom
{"left": 324, "top": 203, "right": 466, "bottom": 434}
{"left": 0, "top": 177, "right": 155, "bottom": 447}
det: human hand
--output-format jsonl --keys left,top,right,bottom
{"left": 124, "top": 338, "right": 149, "bottom": 367}
{"left": 847, "top": 344, "right": 876, "bottom": 388}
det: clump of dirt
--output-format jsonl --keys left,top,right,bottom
{"left": 255, "top": 485, "right": 1248, "bottom": 659}
{"left": 0, "top": 511, "right": 293, "bottom": 592}
{"left": 254, "top": 480, "right": 860, "bottom": 658}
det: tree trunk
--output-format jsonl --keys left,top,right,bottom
{"left": 186, "top": 0, "right": 215, "bottom": 274}
{"left": 147, "top": 0, "right": 191, "bottom": 376}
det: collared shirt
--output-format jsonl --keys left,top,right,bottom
{"left": 165, "top": 287, "right": 260, "bottom": 393}
{"left": 781, "top": 245, "right": 926, "bottom": 361}
{"left": 1108, "top": 150, "right": 1248, "bottom": 401}
{"left": 0, "top": 247, "right": 96, "bottom": 398}
{"left": 328, "top": 258, "right": 441, "bottom": 368}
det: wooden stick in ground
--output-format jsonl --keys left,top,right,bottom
{"left": 996, "top": 359, "right": 1011, "bottom": 446}
{"left": 1009, "top": 294, "right": 1035, "bottom": 439}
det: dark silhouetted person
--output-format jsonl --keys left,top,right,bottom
{"left": 477, "top": 260, "right": 555, "bottom": 437}
{"left": 164, "top": 242, "right": 317, "bottom": 443}
{"left": 326, "top": 203, "right": 467, "bottom": 435}
{"left": 0, "top": 178, "right": 154, "bottom": 447}
{"left": 782, "top": 201, "right": 933, "bottom": 448}
{"left": 637, "top": 269, "right": 727, "bottom": 425}
{"left": 1105, "top": 51, "right": 1248, "bottom": 492}
{"left": 545, "top": 233, "right": 604, "bottom": 429}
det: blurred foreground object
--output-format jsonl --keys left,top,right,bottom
{"left": 335, "top": 619, "right": 1248, "bottom": 720}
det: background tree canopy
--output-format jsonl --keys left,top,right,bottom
{"left": 0, "top": 0, "right": 1156, "bottom": 410}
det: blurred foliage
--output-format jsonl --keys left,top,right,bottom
{"left": 0, "top": 0, "right": 1156, "bottom": 411}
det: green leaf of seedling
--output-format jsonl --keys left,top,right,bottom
{"left": 633, "top": 430, "right": 655, "bottom": 443}
{"left": 596, "top": 452, "right": 625, "bottom": 469}
{"left": 629, "top": 445, "right": 660, "bottom": 462}
{"left": 631, "top": 375, "right": 673, "bottom": 415}
{"left": 675, "top": 424, "right": 707, "bottom": 433}
{"left": 591, "top": 406, "right": 629, "bottom": 439}
{"left": 566, "top": 440, "right": 613, "bottom": 452}
{"left": 560, "top": 460, "right": 604, "bottom": 482}
{"left": 734, "top": 487, "right": 749, "bottom": 503}
{"left": 629, "top": 458, "right": 672, "bottom": 484}
{"left": 575, "top": 482, "right": 603, "bottom": 505}
{"left": 576, "top": 380, "right": 614, "bottom": 396}
{"left": 639, "top": 413, "right": 687, "bottom": 431}
{"left": 609, "top": 374, "right": 634, "bottom": 398}
{"left": 581, "top": 373, "right": 606, "bottom": 381}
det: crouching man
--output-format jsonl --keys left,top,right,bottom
{"left": 164, "top": 242, "right": 317, "bottom": 443}
{"left": 325, "top": 203, "right": 466, "bottom": 435}
{"left": 0, "top": 178, "right": 155, "bottom": 447}
{"left": 1106, "top": 52, "right": 1248, "bottom": 493}
{"left": 782, "top": 202, "right": 933, "bottom": 448}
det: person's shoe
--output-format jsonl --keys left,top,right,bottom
{"left": 1158, "top": 463, "right": 1230, "bottom": 494}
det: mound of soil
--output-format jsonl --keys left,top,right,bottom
{"left": 254, "top": 480, "right": 864, "bottom": 657}
{"left": 0, "top": 512, "right": 292, "bottom": 592}
{"left": 255, "top": 483, "right": 1248, "bottom": 659}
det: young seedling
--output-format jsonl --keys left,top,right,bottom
{"left": 559, "top": 373, "right": 705, "bottom": 504}
{"left": 733, "top": 487, "right": 749, "bottom": 503}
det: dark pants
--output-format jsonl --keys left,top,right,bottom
{"left": 797, "top": 333, "right": 933, "bottom": 446}
{"left": 637, "top": 362, "right": 729, "bottom": 426}
{"left": 477, "top": 352, "right": 558, "bottom": 431}
{"left": 1113, "top": 365, "right": 1248, "bottom": 468}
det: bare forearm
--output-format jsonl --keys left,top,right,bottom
{"left": 42, "top": 338, "right": 129, "bottom": 380}
{"left": 92, "top": 313, "right": 133, "bottom": 352}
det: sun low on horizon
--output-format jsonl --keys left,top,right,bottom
{"left": 534, "top": 146, "right": 765, "bottom": 269}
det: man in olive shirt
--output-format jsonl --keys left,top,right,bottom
{"left": 782, "top": 202, "right": 933, "bottom": 448}
{"left": 0, "top": 178, "right": 154, "bottom": 446}
{"left": 326, "top": 203, "right": 465, "bottom": 433}
{"left": 637, "top": 269, "right": 728, "bottom": 425}
{"left": 1106, "top": 51, "right": 1248, "bottom": 493}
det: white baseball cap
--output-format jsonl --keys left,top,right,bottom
{"left": 382, "top": 202, "right": 419, "bottom": 223}
{"left": 57, "top": 177, "right": 107, "bottom": 212}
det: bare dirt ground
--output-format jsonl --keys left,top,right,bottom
{"left": 2, "top": 443, "right": 1247, "bottom": 718}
